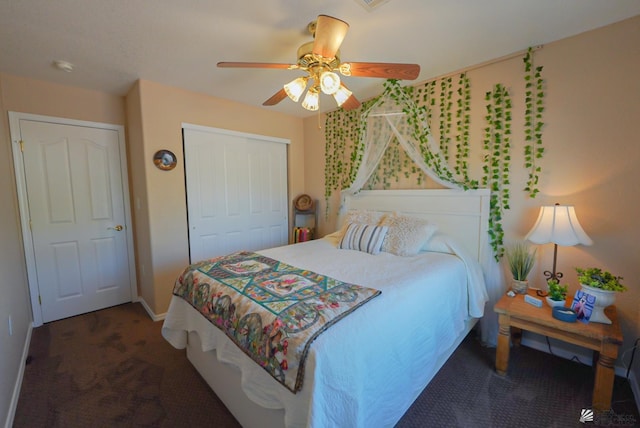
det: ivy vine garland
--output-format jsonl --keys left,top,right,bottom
{"left": 482, "top": 83, "right": 512, "bottom": 259}
{"left": 439, "top": 77, "right": 453, "bottom": 162}
{"left": 523, "top": 47, "right": 545, "bottom": 197}
{"left": 324, "top": 48, "right": 545, "bottom": 260}
{"left": 455, "top": 73, "right": 472, "bottom": 183}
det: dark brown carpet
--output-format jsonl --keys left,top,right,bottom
{"left": 14, "top": 303, "right": 239, "bottom": 428}
{"left": 14, "top": 303, "right": 638, "bottom": 427}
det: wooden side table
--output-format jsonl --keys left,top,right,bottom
{"left": 494, "top": 290, "right": 623, "bottom": 411}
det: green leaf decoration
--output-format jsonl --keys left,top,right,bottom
{"left": 523, "top": 47, "right": 545, "bottom": 198}
{"left": 324, "top": 47, "right": 545, "bottom": 261}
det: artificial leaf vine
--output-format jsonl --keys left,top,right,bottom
{"left": 523, "top": 47, "right": 545, "bottom": 197}
{"left": 324, "top": 108, "right": 362, "bottom": 216}
{"left": 324, "top": 48, "right": 545, "bottom": 260}
{"left": 439, "top": 77, "right": 453, "bottom": 162}
{"left": 455, "top": 73, "right": 472, "bottom": 183}
{"left": 482, "top": 83, "right": 512, "bottom": 260}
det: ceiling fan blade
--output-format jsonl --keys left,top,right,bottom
{"left": 217, "top": 62, "right": 293, "bottom": 69}
{"left": 344, "top": 62, "right": 420, "bottom": 80}
{"left": 312, "top": 15, "right": 349, "bottom": 59}
{"left": 341, "top": 94, "right": 361, "bottom": 111}
{"left": 263, "top": 88, "right": 288, "bottom": 106}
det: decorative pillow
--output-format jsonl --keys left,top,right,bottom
{"left": 380, "top": 213, "right": 438, "bottom": 256}
{"left": 338, "top": 223, "right": 389, "bottom": 255}
{"left": 336, "top": 210, "right": 387, "bottom": 239}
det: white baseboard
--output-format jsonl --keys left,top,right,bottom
{"left": 522, "top": 332, "right": 640, "bottom": 410}
{"left": 630, "top": 370, "right": 640, "bottom": 411}
{"left": 522, "top": 331, "right": 640, "bottom": 409}
{"left": 136, "top": 296, "right": 166, "bottom": 321}
{"left": 522, "top": 333, "right": 628, "bottom": 375}
{"left": 4, "top": 323, "right": 33, "bottom": 428}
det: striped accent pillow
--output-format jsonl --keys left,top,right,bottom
{"left": 339, "top": 223, "right": 389, "bottom": 255}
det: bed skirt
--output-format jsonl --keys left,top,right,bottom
{"left": 184, "top": 311, "right": 479, "bottom": 428}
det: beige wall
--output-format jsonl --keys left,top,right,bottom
{"left": 1, "top": 74, "right": 126, "bottom": 124}
{"left": 1, "top": 16, "right": 638, "bottom": 419}
{"left": 0, "top": 73, "right": 126, "bottom": 424}
{"left": 0, "top": 74, "right": 31, "bottom": 425}
{"left": 304, "top": 16, "right": 640, "bottom": 375}
{"left": 0, "top": 74, "right": 305, "bottom": 421}
{"left": 127, "top": 80, "right": 305, "bottom": 315}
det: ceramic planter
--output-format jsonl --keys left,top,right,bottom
{"left": 511, "top": 279, "right": 528, "bottom": 294}
{"left": 580, "top": 284, "right": 616, "bottom": 324}
{"left": 546, "top": 296, "right": 565, "bottom": 308}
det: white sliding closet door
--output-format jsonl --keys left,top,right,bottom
{"left": 184, "top": 125, "right": 289, "bottom": 263}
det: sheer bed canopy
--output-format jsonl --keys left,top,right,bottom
{"left": 337, "top": 79, "right": 505, "bottom": 345}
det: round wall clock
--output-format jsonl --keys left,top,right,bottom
{"left": 153, "top": 150, "right": 177, "bottom": 171}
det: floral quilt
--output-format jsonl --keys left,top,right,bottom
{"left": 173, "top": 251, "right": 381, "bottom": 393}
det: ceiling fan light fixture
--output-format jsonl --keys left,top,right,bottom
{"left": 319, "top": 71, "right": 341, "bottom": 95}
{"left": 301, "top": 87, "right": 320, "bottom": 111}
{"left": 219, "top": 14, "right": 419, "bottom": 111}
{"left": 284, "top": 77, "right": 308, "bottom": 102}
{"left": 333, "top": 84, "right": 353, "bottom": 107}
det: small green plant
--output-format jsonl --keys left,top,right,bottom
{"left": 575, "top": 267, "right": 626, "bottom": 292}
{"left": 547, "top": 279, "right": 568, "bottom": 301}
{"left": 506, "top": 243, "right": 536, "bottom": 281}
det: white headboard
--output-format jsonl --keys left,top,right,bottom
{"left": 343, "top": 189, "right": 491, "bottom": 263}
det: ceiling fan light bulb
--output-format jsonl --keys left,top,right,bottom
{"left": 333, "top": 85, "right": 352, "bottom": 107}
{"left": 319, "top": 71, "right": 341, "bottom": 95}
{"left": 284, "top": 77, "right": 307, "bottom": 102}
{"left": 301, "top": 89, "right": 319, "bottom": 111}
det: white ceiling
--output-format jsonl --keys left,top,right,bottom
{"left": 1, "top": 0, "right": 639, "bottom": 118}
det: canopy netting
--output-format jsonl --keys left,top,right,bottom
{"left": 338, "top": 80, "right": 504, "bottom": 346}
{"left": 341, "top": 80, "right": 471, "bottom": 198}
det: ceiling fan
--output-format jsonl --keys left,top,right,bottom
{"left": 217, "top": 15, "right": 421, "bottom": 112}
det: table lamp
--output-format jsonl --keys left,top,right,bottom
{"left": 525, "top": 203, "right": 593, "bottom": 282}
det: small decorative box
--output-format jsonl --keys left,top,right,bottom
{"left": 552, "top": 306, "right": 577, "bottom": 323}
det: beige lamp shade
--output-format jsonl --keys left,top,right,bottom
{"left": 525, "top": 205, "right": 593, "bottom": 246}
{"left": 525, "top": 204, "right": 592, "bottom": 282}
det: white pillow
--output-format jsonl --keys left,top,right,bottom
{"left": 420, "top": 232, "right": 454, "bottom": 254}
{"left": 338, "top": 223, "right": 389, "bottom": 255}
{"left": 380, "top": 213, "right": 438, "bottom": 256}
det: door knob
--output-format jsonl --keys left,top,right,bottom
{"left": 108, "top": 225, "right": 124, "bottom": 231}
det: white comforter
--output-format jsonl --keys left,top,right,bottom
{"left": 162, "top": 237, "right": 488, "bottom": 428}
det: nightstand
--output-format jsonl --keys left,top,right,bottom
{"left": 494, "top": 290, "right": 623, "bottom": 411}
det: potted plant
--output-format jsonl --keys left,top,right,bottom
{"left": 506, "top": 243, "right": 536, "bottom": 294}
{"left": 545, "top": 279, "right": 568, "bottom": 308}
{"left": 575, "top": 267, "right": 626, "bottom": 324}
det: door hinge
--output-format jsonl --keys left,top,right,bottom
{"left": 38, "top": 295, "right": 42, "bottom": 305}
{"left": 19, "top": 140, "right": 24, "bottom": 152}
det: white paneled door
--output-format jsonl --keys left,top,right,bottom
{"left": 184, "top": 125, "right": 289, "bottom": 263}
{"left": 10, "top": 114, "right": 134, "bottom": 324}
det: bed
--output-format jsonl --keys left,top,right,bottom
{"left": 162, "top": 189, "right": 494, "bottom": 427}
